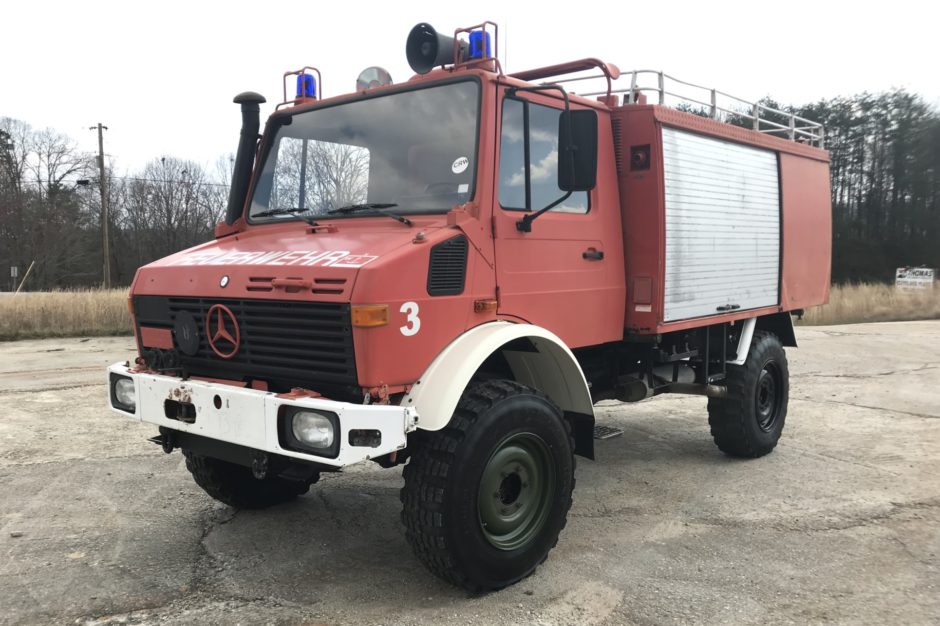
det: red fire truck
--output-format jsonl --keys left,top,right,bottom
{"left": 108, "top": 22, "right": 831, "bottom": 591}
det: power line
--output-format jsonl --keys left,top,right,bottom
{"left": 109, "top": 176, "right": 230, "bottom": 188}
{"left": 12, "top": 176, "right": 230, "bottom": 189}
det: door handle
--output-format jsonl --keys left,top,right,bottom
{"left": 582, "top": 248, "right": 604, "bottom": 260}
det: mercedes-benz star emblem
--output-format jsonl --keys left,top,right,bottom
{"left": 206, "top": 304, "right": 240, "bottom": 359}
{"left": 220, "top": 275, "right": 229, "bottom": 288}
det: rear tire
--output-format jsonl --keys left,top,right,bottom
{"left": 707, "top": 330, "right": 789, "bottom": 458}
{"left": 183, "top": 451, "right": 318, "bottom": 509}
{"left": 400, "top": 380, "right": 575, "bottom": 591}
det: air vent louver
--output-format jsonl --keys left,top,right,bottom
{"left": 611, "top": 116, "right": 624, "bottom": 176}
{"left": 427, "top": 236, "right": 468, "bottom": 296}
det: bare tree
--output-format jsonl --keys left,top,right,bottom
{"left": 0, "top": 118, "right": 97, "bottom": 288}
{"left": 118, "top": 157, "right": 218, "bottom": 271}
{"left": 272, "top": 138, "right": 369, "bottom": 213}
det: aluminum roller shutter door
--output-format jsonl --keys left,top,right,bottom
{"left": 661, "top": 127, "right": 780, "bottom": 322}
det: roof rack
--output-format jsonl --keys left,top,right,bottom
{"left": 513, "top": 64, "right": 825, "bottom": 148}
{"left": 596, "top": 71, "right": 824, "bottom": 147}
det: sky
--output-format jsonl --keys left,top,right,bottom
{"left": 2, "top": 1, "right": 934, "bottom": 177}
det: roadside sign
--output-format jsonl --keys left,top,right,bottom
{"left": 10, "top": 266, "right": 17, "bottom": 278}
{"left": 896, "top": 267, "right": 935, "bottom": 289}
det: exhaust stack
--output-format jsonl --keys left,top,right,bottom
{"left": 224, "top": 91, "right": 266, "bottom": 225}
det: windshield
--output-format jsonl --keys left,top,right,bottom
{"left": 249, "top": 80, "right": 479, "bottom": 221}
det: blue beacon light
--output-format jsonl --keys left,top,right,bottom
{"left": 296, "top": 74, "right": 317, "bottom": 99}
{"left": 468, "top": 30, "right": 492, "bottom": 60}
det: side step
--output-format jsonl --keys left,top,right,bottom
{"left": 593, "top": 425, "right": 624, "bottom": 440}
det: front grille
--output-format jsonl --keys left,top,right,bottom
{"left": 134, "top": 296, "right": 357, "bottom": 391}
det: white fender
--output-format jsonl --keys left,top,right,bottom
{"left": 730, "top": 317, "right": 756, "bottom": 365}
{"left": 402, "top": 321, "right": 594, "bottom": 431}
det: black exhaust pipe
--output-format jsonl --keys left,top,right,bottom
{"left": 224, "top": 91, "right": 266, "bottom": 225}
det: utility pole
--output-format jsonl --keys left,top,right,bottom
{"left": 91, "top": 123, "right": 110, "bottom": 288}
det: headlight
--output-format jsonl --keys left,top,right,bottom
{"left": 292, "top": 411, "right": 335, "bottom": 448}
{"left": 280, "top": 408, "right": 340, "bottom": 458}
{"left": 111, "top": 374, "right": 136, "bottom": 411}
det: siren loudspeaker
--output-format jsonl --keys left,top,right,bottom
{"left": 406, "top": 23, "right": 463, "bottom": 75}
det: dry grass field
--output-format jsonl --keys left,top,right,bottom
{"left": 799, "top": 282, "right": 940, "bottom": 325}
{"left": 0, "top": 289, "right": 132, "bottom": 341}
{"left": 0, "top": 283, "right": 938, "bottom": 340}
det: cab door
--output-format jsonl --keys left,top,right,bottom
{"left": 493, "top": 89, "right": 625, "bottom": 349}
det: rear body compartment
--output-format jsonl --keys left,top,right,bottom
{"left": 614, "top": 105, "right": 831, "bottom": 334}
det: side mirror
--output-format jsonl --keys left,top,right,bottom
{"left": 557, "top": 109, "right": 598, "bottom": 192}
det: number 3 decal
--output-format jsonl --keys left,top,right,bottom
{"left": 400, "top": 301, "right": 421, "bottom": 336}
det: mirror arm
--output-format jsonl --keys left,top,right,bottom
{"left": 516, "top": 190, "right": 572, "bottom": 232}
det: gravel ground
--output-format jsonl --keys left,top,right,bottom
{"left": 0, "top": 322, "right": 938, "bottom": 625}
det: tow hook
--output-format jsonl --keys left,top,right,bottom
{"left": 160, "top": 428, "right": 176, "bottom": 454}
{"left": 249, "top": 450, "right": 269, "bottom": 480}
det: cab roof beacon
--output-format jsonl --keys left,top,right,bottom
{"left": 109, "top": 20, "right": 831, "bottom": 592}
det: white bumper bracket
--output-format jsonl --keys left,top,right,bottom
{"left": 108, "top": 363, "right": 418, "bottom": 469}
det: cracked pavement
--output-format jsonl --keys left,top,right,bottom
{"left": 1, "top": 322, "right": 939, "bottom": 625}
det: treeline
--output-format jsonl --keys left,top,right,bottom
{"left": 767, "top": 90, "right": 940, "bottom": 282}
{"left": 3, "top": 88, "right": 940, "bottom": 289}
{"left": 0, "top": 117, "right": 229, "bottom": 290}
{"left": 695, "top": 89, "right": 940, "bottom": 283}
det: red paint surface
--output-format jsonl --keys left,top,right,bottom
{"left": 139, "top": 327, "right": 173, "bottom": 349}
{"left": 615, "top": 106, "right": 664, "bottom": 334}
{"left": 779, "top": 153, "right": 832, "bottom": 309}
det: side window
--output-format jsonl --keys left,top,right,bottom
{"left": 498, "top": 99, "right": 526, "bottom": 208}
{"left": 498, "top": 98, "right": 589, "bottom": 214}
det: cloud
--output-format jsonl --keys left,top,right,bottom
{"left": 502, "top": 123, "right": 524, "bottom": 143}
{"left": 507, "top": 147, "right": 558, "bottom": 187}
{"left": 528, "top": 149, "right": 557, "bottom": 182}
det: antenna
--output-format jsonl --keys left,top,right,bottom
{"left": 504, "top": 22, "right": 509, "bottom": 72}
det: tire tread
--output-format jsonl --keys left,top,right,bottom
{"left": 400, "top": 380, "right": 575, "bottom": 591}
{"left": 184, "top": 451, "right": 317, "bottom": 509}
{"left": 707, "top": 330, "right": 788, "bottom": 458}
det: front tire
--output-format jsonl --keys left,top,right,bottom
{"left": 707, "top": 330, "right": 789, "bottom": 457}
{"left": 183, "top": 451, "right": 318, "bottom": 509}
{"left": 401, "top": 380, "right": 575, "bottom": 591}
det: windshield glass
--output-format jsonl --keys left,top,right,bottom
{"left": 249, "top": 80, "right": 479, "bottom": 221}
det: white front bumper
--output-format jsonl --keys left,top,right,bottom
{"left": 107, "top": 363, "right": 418, "bottom": 468}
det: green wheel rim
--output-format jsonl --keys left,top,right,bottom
{"left": 477, "top": 432, "right": 556, "bottom": 551}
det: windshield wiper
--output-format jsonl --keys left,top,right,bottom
{"left": 252, "top": 207, "right": 319, "bottom": 226}
{"left": 327, "top": 203, "right": 411, "bottom": 227}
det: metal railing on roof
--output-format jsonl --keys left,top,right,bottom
{"left": 562, "top": 69, "right": 825, "bottom": 148}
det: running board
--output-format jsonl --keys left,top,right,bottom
{"left": 593, "top": 425, "right": 624, "bottom": 440}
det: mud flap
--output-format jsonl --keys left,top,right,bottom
{"left": 566, "top": 411, "right": 596, "bottom": 460}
